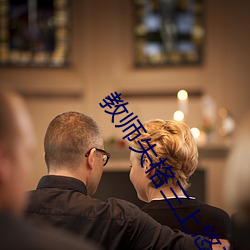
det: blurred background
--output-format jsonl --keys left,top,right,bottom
{"left": 0, "top": 0, "right": 250, "bottom": 215}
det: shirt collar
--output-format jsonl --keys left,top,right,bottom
{"left": 151, "top": 196, "right": 195, "bottom": 201}
{"left": 37, "top": 175, "right": 87, "bottom": 195}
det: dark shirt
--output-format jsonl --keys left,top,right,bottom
{"left": 142, "top": 198, "right": 230, "bottom": 239}
{"left": 229, "top": 212, "right": 250, "bottom": 250}
{"left": 25, "top": 175, "right": 210, "bottom": 250}
{"left": 0, "top": 212, "right": 97, "bottom": 250}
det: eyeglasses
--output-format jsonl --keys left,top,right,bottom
{"left": 85, "top": 147, "right": 110, "bottom": 166}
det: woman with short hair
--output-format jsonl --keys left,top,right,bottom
{"left": 129, "top": 119, "right": 230, "bottom": 239}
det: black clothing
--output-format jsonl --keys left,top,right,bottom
{"left": 0, "top": 212, "right": 97, "bottom": 250}
{"left": 25, "top": 175, "right": 210, "bottom": 250}
{"left": 142, "top": 199, "right": 230, "bottom": 239}
{"left": 229, "top": 212, "right": 250, "bottom": 250}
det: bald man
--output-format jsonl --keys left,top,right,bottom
{"left": 0, "top": 90, "right": 97, "bottom": 250}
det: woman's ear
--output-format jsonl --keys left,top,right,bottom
{"left": 144, "top": 158, "right": 153, "bottom": 177}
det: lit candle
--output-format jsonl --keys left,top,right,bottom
{"left": 173, "top": 110, "right": 184, "bottom": 122}
{"left": 191, "top": 127, "right": 200, "bottom": 139}
{"left": 191, "top": 127, "right": 207, "bottom": 147}
{"left": 177, "top": 90, "right": 189, "bottom": 119}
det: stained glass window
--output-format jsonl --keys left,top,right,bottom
{"left": 133, "top": 0, "right": 205, "bottom": 66}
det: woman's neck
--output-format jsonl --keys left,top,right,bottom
{"left": 147, "top": 185, "right": 185, "bottom": 202}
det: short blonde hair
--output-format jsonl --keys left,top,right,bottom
{"left": 130, "top": 119, "right": 198, "bottom": 190}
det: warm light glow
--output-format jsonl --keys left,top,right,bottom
{"left": 218, "top": 108, "right": 228, "bottom": 119}
{"left": 177, "top": 90, "right": 188, "bottom": 101}
{"left": 191, "top": 127, "right": 200, "bottom": 139}
{"left": 173, "top": 110, "right": 184, "bottom": 121}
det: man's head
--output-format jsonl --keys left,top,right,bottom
{"left": 44, "top": 112, "right": 107, "bottom": 195}
{"left": 0, "top": 90, "right": 35, "bottom": 215}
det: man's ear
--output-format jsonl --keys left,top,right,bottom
{"left": 86, "top": 148, "right": 96, "bottom": 171}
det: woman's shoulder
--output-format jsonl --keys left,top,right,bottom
{"left": 141, "top": 200, "right": 171, "bottom": 212}
{"left": 195, "top": 199, "right": 230, "bottom": 221}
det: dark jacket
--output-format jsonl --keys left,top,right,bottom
{"left": 25, "top": 175, "right": 210, "bottom": 250}
{"left": 229, "top": 212, "right": 250, "bottom": 250}
{"left": 142, "top": 199, "right": 230, "bottom": 239}
{"left": 0, "top": 212, "right": 97, "bottom": 250}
